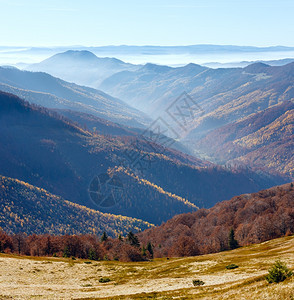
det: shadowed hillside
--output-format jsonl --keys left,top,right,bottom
{"left": 0, "top": 66, "right": 150, "bottom": 128}
{"left": 0, "top": 175, "right": 152, "bottom": 236}
{"left": 0, "top": 91, "right": 287, "bottom": 224}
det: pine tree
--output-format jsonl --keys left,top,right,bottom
{"left": 147, "top": 242, "right": 153, "bottom": 258}
{"left": 101, "top": 231, "right": 108, "bottom": 242}
{"left": 127, "top": 231, "right": 140, "bottom": 247}
{"left": 63, "top": 246, "right": 70, "bottom": 258}
{"left": 228, "top": 228, "right": 239, "bottom": 250}
{"left": 88, "top": 248, "right": 97, "bottom": 260}
{"left": 266, "top": 260, "right": 293, "bottom": 283}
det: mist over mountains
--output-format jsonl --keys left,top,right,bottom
{"left": 1, "top": 44, "right": 294, "bottom": 66}
{"left": 0, "top": 45, "right": 293, "bottom": 239}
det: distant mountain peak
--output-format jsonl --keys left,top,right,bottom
{"left": 141, "top": 63, "right": 172, "bottom": 72}
{"left": 55, "top": 50, "right": 98, "bottom": 60}
{"left": 244, "top": 62, "right": 271, "bottom": 73}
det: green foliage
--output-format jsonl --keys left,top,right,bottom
{"left": 88, "top": 248, "right": 97, "bottom": 260}
{"left": 265, "top": 260, "right": 293, "bottom": 283}
{"left": 127, "top": 231, "right": 140, "bottom": 247}
{"left": 99, "top": 277, "right": 111, "bottom": 283}
{"left": 228, "top": 229, "right": 239, "bottom": 250}
{"left": 62, "top": 246, "right": 70, "bottom": 258}
{"left": 101, "top": 232, "right": 108, "bottom": 242}
{"left": 226, "top": 264, "right": 239, "bottom": 269}
{"left": 147, "top": 242, "right": 154, "bottom": 258}
{"left": 192, "top": 279, "right": 205, "bottom": 286}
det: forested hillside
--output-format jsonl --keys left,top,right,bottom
{"left": 195, "top": 100, "right": 294, "bottom": 178}
{"left": 139, "top": 182, "right": 294, "bottom": 257}
{"left": 0, "top": 175, "right": 152, "bottom": 236}
{"left": 0, "top": 91, "right": 287, "bottom": 225}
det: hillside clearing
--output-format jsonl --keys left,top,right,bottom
{"left": 0, "top": 236, "right": 294, "bottom": 299}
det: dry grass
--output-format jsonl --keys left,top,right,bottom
{"left": 1, "top": 236, "right": 294, "bottom": 299}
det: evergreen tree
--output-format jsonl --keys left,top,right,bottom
{"left": 127, "top": 231, "right": 140, "bottom": 247}
{"left": 228, "top": 228, "right": 239, "bottom": 250}
{"left": 266, "top": 260, "right": 293, "bottom": 283}
{"left": 147, "top": 242, "right": 153, "bottom": 258}
{"left": 118, "top": 234, "right": 123, "bottom": 241}
{"left": 63, "top": 246, "right": 70, "bottom": 258}
{"left": 101, "top": 231, "right": 108, "bottom": 242}
{"left": 88, "top": 248, "right": 97, "bottom": 260}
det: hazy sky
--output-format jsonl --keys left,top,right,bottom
{"left": 0, "top": 0, "right": 293, "bottom": 47}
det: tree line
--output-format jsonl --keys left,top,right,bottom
{"left": 0, "top": 230, "right": 153, "bottom": 262}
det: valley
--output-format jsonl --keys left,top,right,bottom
{"left": 0, "top": 4, "right": 293, "bottom": 298}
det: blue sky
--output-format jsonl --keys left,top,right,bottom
{"left": 0, "top": 0, "right": 293, "bottom": 47}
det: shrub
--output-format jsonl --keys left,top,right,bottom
{"left": 62, "top": 246, "right": 70, "bottom": 258}
{"left": 192, "top": 279, "right": 205, "bottom": 286}
{"left": 265, "top": 260, "right": 293, "bottom": 283}
{"left": 88, "top": 248, "right": 97, "bottom": 260}
{"left": 226, "top": 264, "right": 239, "bottom": 269}
{"left": 99, "top": 277, "right": 111, "bottom": 283}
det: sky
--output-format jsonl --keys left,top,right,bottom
{"left": 0, "top": 0, "right": 293, "bottom": 47}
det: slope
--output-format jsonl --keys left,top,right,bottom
{"left": 0, "top": 91, "right": 286, "bottom": 224}
{"left": 195, "top": 100, "right": 294, "bottom": 178}
{"left": 0, "top": 235, "right": 294, "bottom": 299}
{"left": 100, "top": 62, "right": 294, "bottom": 140}
{"left": 0, "top": 66, "right": 150, "bottom": 128}
{"left": 0, "top": 175, "right": 152, "bottom": 236}
{"left": 139, "top": 182, "right": 294, "bottom": 257}
{"left": 26, "top": 50, "right": 140, "bottom": 87}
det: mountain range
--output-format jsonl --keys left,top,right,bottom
{"left": 0, "top": 47, "right": 293, "bottom": 239}
{"left": 195, "top": 100, "right": 294, "bottom": 178}
{"left": 0, "top": 91, "right": 284, "bottom": 229}
{"left": 0, "top": 66, "right": 149, "bottom": 128}
{"left": 26, "top": 50, "right": 140, "bottom": 87}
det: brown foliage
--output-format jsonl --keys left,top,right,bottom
{"left": 0, "top": 231, "right": 145, "bottom": 262}
{"left": 139, "top": 182, "right": 294, "bottom": 257}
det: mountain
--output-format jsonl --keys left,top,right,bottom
{"left": 203, "top": 58, "right": 294, "bottom": 69}
{"left": 0, "top": 175, "right": 152, "bottom": 236}
{"left": 26, "top": 50, "right": 140, "bottom": 87}
{"left": 0, "top": 66, "right": 150, "bottom": 128}
{"left": 99, "top": 62, "right": 208, "bottom": 112}
{"left": 100, "top": 63, "right": 294, "bottom": 131}
{"left": 139, "top": 182, "right": 294, "bottom": 257}
{"left": 100, "top": 62, "right": 294, "bottom": 136}
{"left": 0, "top": 91, "right": 284, "bottom": 225}
{"left": 195, "top": 100, "right": 294, "bottom": 178}
{"left": 53, "top": 109, "right": 138, "bottom": 136}
{"left": 100, "top": 61, "right": 294, "bottom": 181}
